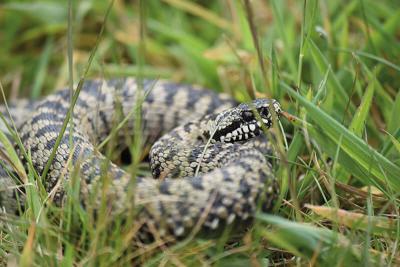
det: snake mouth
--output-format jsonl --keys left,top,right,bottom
{"left": 213, "top": 119, "right": 269, "bottom": 143}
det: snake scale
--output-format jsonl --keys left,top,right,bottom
{"left": 0, "top": 78, "right": 281, "bottom": 238}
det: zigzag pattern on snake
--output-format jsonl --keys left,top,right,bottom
{"left": 0, "top": 78, "right": 281, "bottom": 238}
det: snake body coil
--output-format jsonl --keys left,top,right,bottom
{"left": 0, "top": 78, "right": 280, "bottom": 238}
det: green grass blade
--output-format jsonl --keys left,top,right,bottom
{"left": 348, "top": 73, "right": 375, "bottom": 136}
{"left": 0, "top": 130, "right": 26, "bottom": 181}
{"left": 31, "top": 37, "right": 53, "bottom": 99}
{"left": 381, "top": 127, "right": 400, "bottom": 157}
{"left": 388, "top": 90, "right": 400, "bottom": 134}
{"left": 41, "top": 0, "right": 115, "bottom": 180}
{"left": 355, "top": 51, "right": 400, "bottom": 73}
{"left": 385, "top": 131, "right": 400, "bottom": 155}
{"left": 307, "top": 39, "right": 350, "bottom": 110}
{"left": 256, "top": 213, "right": 363, "bottom": 264}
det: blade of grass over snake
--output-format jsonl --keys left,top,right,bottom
{"left": 0, "top": 129, "right": 26, "bottom": 181}
{"left": 67, "top": 0, "right": 74, "bottom": 148}
{"left": 41, "top": 0, "right": 115, "bottom": 180}
{"left": 0, "top": 82, "right": 40, "bottom": 182}
{"left": 97, "top": 80, "right": 156, "bottom": 150}
{"left": 280, "top": 82, "right": 400, "bottom": 192}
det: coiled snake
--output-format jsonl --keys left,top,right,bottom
{"left": 0, "top": 78, "right": 281, "bottom": 238}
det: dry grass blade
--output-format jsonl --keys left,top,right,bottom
{"left": 306, "top": 204, "right": 398, "bottom": 236}
{"left": 19, "top": 223, "right": 36, "bottom": 267}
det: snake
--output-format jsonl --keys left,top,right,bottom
{"left": 0, "top": 78, "right": 281, "bottom": 239}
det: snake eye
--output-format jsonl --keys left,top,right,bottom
{"left": 260, "top": 107, "right": 269, "bottom": 117}
{"left": 242, "top": 111, "right": 253, "bottom": 121}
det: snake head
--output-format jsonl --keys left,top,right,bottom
{"left": 210, "top": 99, "right": 282, "bottom": 143}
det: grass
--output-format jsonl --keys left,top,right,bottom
{"left": 0, "top": 0, "right": 400, "bottom": 266}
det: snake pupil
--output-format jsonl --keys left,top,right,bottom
{"left": 260, "top": 107, "right": 269, "bottom": 117}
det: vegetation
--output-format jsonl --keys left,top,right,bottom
{"left": 0, "top": 0, "right": 399, "bottom": 265}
